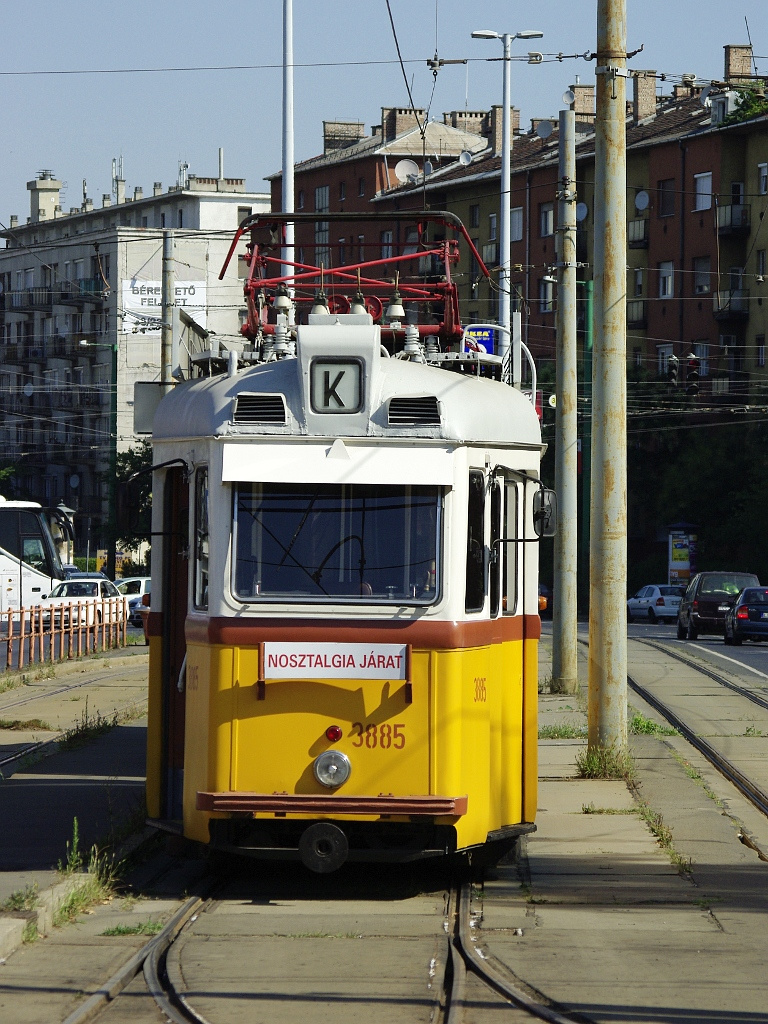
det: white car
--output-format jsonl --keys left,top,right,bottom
{"left": 43, "top": 577, "right": 126, "bottom": 627}
{"left": 627, "top": 584, "right": 685, "bottom": 623}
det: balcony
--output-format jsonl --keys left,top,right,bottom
{"left": 6, "top": 287, "right": 53, "bottom": 311}
{"left": 717, "top": 204, "right": 750, "bottom": 236}
{"left": 626, "top": 299, "right": 647, "bottom": 328}
{"left": 714, "top": 290, "right": 749, "bottom": 321}
{"left": 627, "top": 218, "right": 649, "bottom": 248}
{"left": 53, "top": 279, "right": 106, "bottom": 306}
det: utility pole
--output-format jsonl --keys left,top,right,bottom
{"left": 552, "top": 108, "right": 579, "bottom": 694}
{"left": 282, "top": 0, "right": 295, "bottom": 294}
{"left": 588, "top": 0, "right": 628, "bottom": 749}
{"left": 579, "top": 279, "right": 594, "bottom": 611}
{"left": 161, "top": 230, "right": 174, "bottom": 385}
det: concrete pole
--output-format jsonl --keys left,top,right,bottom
{"left": 161, "top": 230, "right": 174, "bottom": 385}
{"left": 579, "top": 280, "right": 594, "bottom": 611}
{"left": 588, "top": 0, "right": 628, "bottom": 749}
{"left": 282, "top": 0, "right": 295, "bottom": 286}
{"left": 498, "top": 33, "right": 512, "bottom": 367}
{"left": 552, "top": 109, "right": 579, "bottom": 694}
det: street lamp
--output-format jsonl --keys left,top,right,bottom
{"left": 80, "top": 339, "right": 118, "bottom": 578}
{"left": 471, "top": 28, "right": 543, "bottom": 366}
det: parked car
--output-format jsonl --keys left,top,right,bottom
{"left": 138, "top": 592, "right": 150, "bottom": 643}
{"left": 677, "top": 571, "right": 761, "bottom": 640}
{"left": 627, "top": 584, "right": 685, "bottom": 623}
{"left": 723, "top": 587, "right": 768, "bottom": 645}
{"left": 116, "top": 577, "right": 151, "bottom": 627}
{"left": 43, "top": 576, "right": 125, "bottom": 627}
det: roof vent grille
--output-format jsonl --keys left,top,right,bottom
{"left": 388, "top": 396, "right": 441, "bottom": 425}
{"left": 233, "top": 393, "right": 287, "bottom": 424}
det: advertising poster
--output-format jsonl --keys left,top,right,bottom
{"left": 122, "top": 280, "right": 207, "bottom": 335}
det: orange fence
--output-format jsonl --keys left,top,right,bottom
{"left": 1, "top": 598, "right": 129, "bottom": 671}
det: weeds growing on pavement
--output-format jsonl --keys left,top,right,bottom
{"left": 0, "top": 883, "right": 40, "bottom": 912}
{"left": 0, "top": 718, "right": 52, "bottom": 731}
{"left": 575, "top": 744, "right": 636, "bottom": 781}
{"left": 537, "top": 673, "right": 553, "bottom": 693}
{"left": 54, "top": 843, "right": 122, "bottom": 926}
{"left": 58, "top": 698, "right": 118, "bottom": 752}
{"left": 670, "top": 751, "right": 725, "bottom": 808}
{"left": 59, "top": 817, "right": 83, "bottom": 874}
{"left": 539, "top": 723, "right": 587, "bottom": 739}
{"left": 22, "top": 921, "right": 39, "bottom": 943}
{"left": 636, "top": 800, "right": 692, "bottom": 875}
{"left": 582, "top": 803, "right": 637, "bottom": 815}
{"left": 101, "top": 920, "right": 163, "bottom": 937}
{"left": 629, "top": 711, "right": 678, "bottom": 736}
{"left": 744, "top": 724, "right": 764, "bottom": 737}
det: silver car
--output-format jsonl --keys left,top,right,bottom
{"left": 627, "top": 584, "right": 685, "bottom": 623}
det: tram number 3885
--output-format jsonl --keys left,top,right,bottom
{"left": 351, "top": 722, "right": 406, "bottom": 749}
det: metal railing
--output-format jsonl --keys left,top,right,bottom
{"left": 0, "top": 597, "right": 128, "bottom": 672}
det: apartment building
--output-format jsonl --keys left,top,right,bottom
{"left": 0, "top": 163, "right": 268, "bottom": 557}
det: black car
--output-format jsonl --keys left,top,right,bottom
{"left": 677, "top": 571, "right": 760, "bottom": 640}
{"left": 724, "top": 588, "right": 768, "bottom": 645}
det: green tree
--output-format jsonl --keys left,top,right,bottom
{"left": 115, "top": 439, "right": 152, "bottom": 554}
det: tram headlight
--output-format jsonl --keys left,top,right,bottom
{"left": 313, "top": 750, "right": 351, "bottom": 789}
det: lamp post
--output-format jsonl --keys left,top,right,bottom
{"left": 471, "top": 28, "right": 543, "bottom": 365}
{"left": 80, "top": 339, "right": 118, "bottom": 579}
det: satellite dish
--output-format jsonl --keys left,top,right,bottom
{"left": 635, "top": 190, "right": 650, "bottom": 212}
{"left": 394, "top": 158, "right": 419, "bottom": 183}
{"left": 458, "top": 150, "right": 472, "bottom": 166}
{"left": 562, "top": 89, "right": 576, "bottom": 106}
{"left": 575, "top": 202, "right": 589, "bottom": 222}
{"left": 535, "top": 120, "right": 553, "bottom": 140}
{"left": 700, "top": 85, "right": 712, "bottom": 106}
{"left": 424, "top": 160, "right": 433, "bottom": 176}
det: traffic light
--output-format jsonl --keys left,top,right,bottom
{"left": 667, "top": 353, "right": 679, "bottom": 386}
{"left": 686, "top": 355, "right": 699, "bottom": 398}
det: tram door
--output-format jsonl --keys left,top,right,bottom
{"left": 161, "top": 467, "right": 189, "bottom": 820}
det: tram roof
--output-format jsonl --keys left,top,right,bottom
{"left": 153, "top": 323, "right": 542, "bottom": 450}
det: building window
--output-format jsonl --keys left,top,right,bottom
{"left": 380, "top": 230, "right": 393, "bottom": 260}
{"left": 297, "top": 189, "right": 305, "bottom": 210}
{"left": 177, "top": 209, "right": 183, "bottom": 228}
{"left": 657, "top": 343, "right": 673, "bottom": 376}
{"left": 693, "top": 341, "right": 709, "bottom": 377}
{"left": 160, "top": 213, "right": 166, "bottom": 228}
{"left": 693, "top": 172, "right": 712, "bottom": 211}
{"left": 659, "top": 261, "right": 674, "bottom": 298}
{"left": 759, "top": 163, "right": 768, "bottom": 196}
{"left": 488, "top": 213, "right": 497, "bottom": 241}
{"left": 634, "top": 347, "right": 642, "bottom": 367}
{"left": 338, "top": 237, "right": 346, "bottom": 264}
{"left": 658, "top": 178, "right": 675, "bottom": 217}
{"left": 510, "top": 206, "right": 523, "bottom": 242}
{"left": 538, "top": 277, "right": 554, "bottom": 313}
{"left": 758, "top": 250, "right": 766, "bottom": 280}
{"left": 539, "top": 202, "right": 554, "bottom": 237}
{"left": 358, "top": 177, "right": 366, "bottom": 197}
{"left": 314, "top": 185, "right": 330, "bottom": 212}
{"left": 633, "top": 268, "right": 643, "bottom": 296}
{"left": 469, "top": 204, "right": 480, "bottom": 229}
{"left": 757, "top": 334, "right": 766, "bottom": 367}
{"left": 358, "top": 235, "right": 365, "bottom": 262}
{"left": 314, "top": 221, "right": 329, "bottom": 268}
{"left": 693, "top": 256, "right": 711, "bottom": 294}
{"left": 339, "top": 181, "right": 346, "bottom": 202}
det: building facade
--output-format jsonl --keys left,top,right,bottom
{"left": 0, "top": 166, "right": 268, "bottom": 558}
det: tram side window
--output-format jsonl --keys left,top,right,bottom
{"left": 490, "top": 480, "right": 501, "bottom": 617}
{"left": 503, "top": 481, "right": 518, "bottom": 615}
{"left": 465, "top": 470, "right": 485, "bottom": 613}
{"left": 194, "top": 468, "right": 209, "bottom": 609}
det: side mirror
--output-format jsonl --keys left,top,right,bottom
{"left": 533, "top": 489, "right": 557, "bottom": 538}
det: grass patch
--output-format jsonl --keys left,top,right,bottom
{"left": 744, "top": 725, "right": 764, "bottom": 737}
{"left": 582, "top": 802, "right": 637, "bottom": 815}
{"left": 22, "top": 921, "right": 39, "bottom": 944}
{"left": 670, "top": 751, "right": 725, "bottom": 808}
{"left": 288, "top": 932, "right": 362, "bottom": 939}
{"left": 537, "top": 672, "right": 553, "bottom": 693}
{"left": 0, "top": 883, "right": 40, "bottom": 912}
{"left": 0, "top": 718, "right": 52, "bottom": 732}
{"left": 58, "top": 699, "right": 118, "bottom": 752}
{"left": 539, "top": 723, "right": 587, "bottom": 739}
{"left": 575, "top": 744, "right": 636, "bottom": 782}
{"left": 637, "top": 800, "right": 692, "bottom": 874}
{"left": 629, "top": 712, "right": 678, "bottom": 737}
{"left": 101, "top": 920, "right": 163, "bottom": 937}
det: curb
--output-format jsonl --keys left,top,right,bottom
{"left": 0, "top": 872, "right": 96, "bottom": 960}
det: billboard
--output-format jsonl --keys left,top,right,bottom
{"left": 669, "top": 530, "right": 697, "bottom": 585}
{"left": 122, "top": 280, "right": 207, "bottom": 335}
{"left": 463, "top": 326, "right": 495, "bottom": 354}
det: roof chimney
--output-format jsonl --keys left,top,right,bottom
{"left": 632, "top": 71, "right": 657, "bottom": 123}
{"left": 133, "top": 186, "right": 143, "bottom": 202}
{"left": 102, "top": 194, "right": 112, "bottom": 208}
{"left": 153, "top": 182, "right": 163, "bottom": 196}
{"left": 27, "top": 171, "right": 63, "bottom": 223}
{"left": 115, "top": 178, "right": 125, "bottom": 204}
{"left": 9, "top": 215, "right": 18, "bottom": 229}
{"left": 724, "top": 44, "right": 753, "bottom": 86}
{"left": 487, "top": 105, "right": 520, "bottom": 157}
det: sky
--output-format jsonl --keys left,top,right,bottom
{"left": 0, "top": 1, "right": 765, "bottom": 224}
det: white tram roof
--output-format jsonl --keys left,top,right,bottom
{"left": 153, "top": 321, "right": 542, "bottom": 450}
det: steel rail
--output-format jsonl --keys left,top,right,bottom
{"left": 449, "top": 881, "right": 580, "bottom": 1023}
{"left": 633, "top": 637, "right": 768, "bottom": 713}
{"left": 627, "top": 673, "right": 768, "bottom": 822}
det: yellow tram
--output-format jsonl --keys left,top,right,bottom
{"left": 145, "top": 212, "right": 552, "bottom": 871}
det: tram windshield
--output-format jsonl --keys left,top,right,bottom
{"left": 233, "top": 483, "right": 441, "bottom": 604}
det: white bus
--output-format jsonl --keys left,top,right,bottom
{"left": 0, "top": 496, "right": 73, "bottom": 613}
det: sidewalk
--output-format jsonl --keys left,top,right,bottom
{"left": 476, "top": 636, "right": 768, "bottom": 1023}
